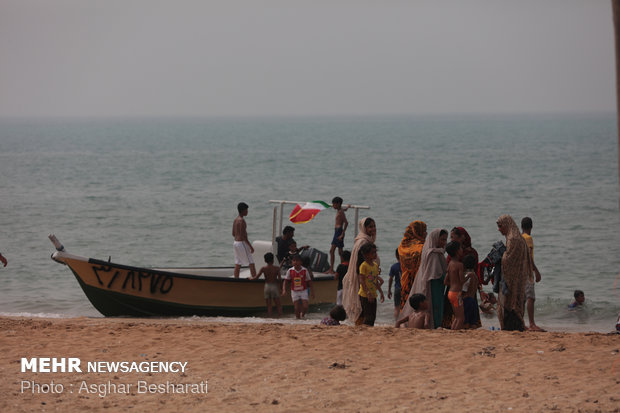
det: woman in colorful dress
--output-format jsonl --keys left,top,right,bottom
{"left": 397, "top": 220, "right": 427, "bottom": 312}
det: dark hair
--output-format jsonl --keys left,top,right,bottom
{"left": 360, "top": 243, "right": 376, "bottom": 257}
{"left": 283, "top": 226, "right": 295, "bottom": 235}
{"left": 291, "top": 254, "right": 302, "bottom": 262}
{"left": 439, "top": 229, "right": 448, "bottom": 237}
{"left": 521, "top": 217, "right": 533, "bottom": 230}
{"left": 451, "top": 227, "right": 462, "bottom": 237}
{"left": 364, "top": 217, "right": 375, "bottom": 229}
{"left": 341, "top": 250, "right": 351, "bottom": 261}
{"left": 332, "top": 196, "right": 343, "bottom": 205}
{"left": 264, "top": 252, "right": 274, "bottom": 264}
{"left": 574, "top": 289, "right": 584, "bottom": 298}
{"left": 237, "top": 202, "right": 249, "bottom": 213}
{"left": 445, "top": 241, "right": 461, "bottom": 258}
{"left": 394, "top": 248, "right": 399, "bottom": 259}
{"left": 330, "top": 305, "right": 347, "bottom": 321}
{"left": 409, "top": 293, "right": 426, "bottom": 310}
{"left": 463, "top": 254, "right": 476, "bottom": 270}
{"left": 358, "top": 243, "right": 376, "bottom": 272}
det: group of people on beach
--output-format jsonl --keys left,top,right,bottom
{"left": 339, "top": 214, "right": 544, "bottom": 332}
{"left": 233, "top": 199, "right": 616, "bottom": 332}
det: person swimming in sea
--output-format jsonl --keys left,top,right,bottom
{"left": 567, "top": 290, "right": 585, "bottom": 309}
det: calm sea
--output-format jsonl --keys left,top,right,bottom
{"left": 0, "top": 114, "right": 619, "bottom": 332}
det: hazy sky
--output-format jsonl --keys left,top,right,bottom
{"left": 0, "top": 0, "right": 615, "bottom": 118}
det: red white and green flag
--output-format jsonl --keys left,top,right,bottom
{"left": 289, "top": 200, "right": 330, "bottom": 224}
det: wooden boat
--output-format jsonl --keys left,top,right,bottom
{"left": 49, "top": 201, "right": 369, "bottom": 317}
{"left": 49, "top": 239, "right": 338, "bottom": 317}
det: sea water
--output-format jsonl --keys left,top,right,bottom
{"left": 0, "top": 114, "right": 619, "bottom": 332}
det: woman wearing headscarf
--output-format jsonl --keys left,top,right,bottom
{"left": 400, "top": 228, "right": 448, "bottom": 328}
{"left": 496, "top": 215, "right": 532, "bottom": 331}
{"left": 398, "top": 221, "right": 427, "bottom": 311}
{"left": 342, "top": 217, "right": 378, "bottom": 325}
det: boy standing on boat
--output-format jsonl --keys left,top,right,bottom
{"left": 328, "top": 196, "right": 348, "bottom": 274}
{"left": 233, "top": 202, "right": 256, "bottom": 278}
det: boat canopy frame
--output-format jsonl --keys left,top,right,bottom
{"left": 268, "top": 200, "right": 370, "bottom": 246}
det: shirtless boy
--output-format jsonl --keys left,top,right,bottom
{"left": 444, "top": 241, "right": 465, "bottom": 330}
{"left": 329, "top": 196, "right": 348, "bottom": 273}
{"left": 232, "top": 202, "right": 256, "bottom": 278}
{"left": 250, "top": 252, "right": 282, "bottom": 317}
{"left": 395, "top": 293, "right": 430, "bottom": 329}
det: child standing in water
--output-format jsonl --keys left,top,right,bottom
{"left": 250, "top": 252, "right": 282, "bottom": 317}
{"left": 357, "top": 243, "right": 384, "bottom": 326}
{"left": 444, "top": 241, "right": 465, "bottom": 330}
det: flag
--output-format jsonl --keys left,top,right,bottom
{"left": 289, "top": 200, "right": 330, "bottom": 224}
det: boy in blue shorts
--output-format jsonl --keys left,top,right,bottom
{"left": 328, "top": 196, "right": 348, "bottom": 274}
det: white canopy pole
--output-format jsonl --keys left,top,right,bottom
{"left": 268, "top": 200, "right": 370, "bottom": 238}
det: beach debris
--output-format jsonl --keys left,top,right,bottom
{"left": 271, "top": 399, "right": 279, "bottom": 405}
{"left": 329, "top": 362, "right": 347, "bottom": 369}
{"left": 536, "top": 350, "right": 544, "bottom": 354}
{"left": 551, "top": 345, "right": 566, "bottom": 352}
{"left": 475, "top": 346, "right": 496, "bottom": 357}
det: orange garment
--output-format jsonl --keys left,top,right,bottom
{"left": 447, "top": 291, "right": 462, "bottom": 309}
{"left": 398, "top": 221, "right": 426, "bottom": 310}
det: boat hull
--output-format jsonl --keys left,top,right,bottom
{"left": 56, "top": 253, "right": 338, "bottom": 317}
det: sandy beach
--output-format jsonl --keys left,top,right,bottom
{"left": 1, "top": 317, "right": 619, "bottom": 412}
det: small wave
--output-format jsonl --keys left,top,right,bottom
{"left": 0, "top": 312, "right": 88, "bottom": 319}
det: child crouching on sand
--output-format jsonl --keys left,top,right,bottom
{"left": 357, "top": 243, "right": 384, "bottom": 326}
{"left": 321, "top": 305, "right": 347, "bottom": 326}
{"left": 282, "top": 254, "right": 314, "bottom": 319}
{"left": 396, "top": 294, "right": 430, "bottom": 329}
{"left": 249, "top": 252, "right": 282, "bottom": 317}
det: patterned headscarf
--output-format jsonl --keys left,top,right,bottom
{"left": 398, "top": 221, "right": 427, "bottom": 310}
{"left": 496, "top": 215, "right": 532, "bottom": 330}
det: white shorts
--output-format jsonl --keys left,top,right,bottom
{"left": 525, "top": 281, "right": 535, "bottom": 300}
{"left": 291, "top": 289, "right": 309, "bottom": 302}
{"left": 233, "top": 241, "right": 254, "bottom": 266}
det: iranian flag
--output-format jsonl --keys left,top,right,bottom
{"left": 289, "top": 200, "right": 330, "bottom": 224}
